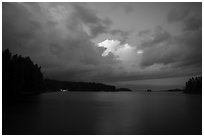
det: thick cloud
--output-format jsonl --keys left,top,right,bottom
{"left": 167, "top": 3, "right": 202, "bottom": 32}
{"left": 167, "top": 8, "right": 190, "bottom": 23}
{"left": 139, "top": 26, "right": 201, "bottom": 76}
{"left": 109, "top": 29, "right": 130, "bottom": 44}
{"left": 2, "top": 2, "right": 202, "bottom": 85}
{"left": 69, "top": 3, "right": 112, "bottom": 38}
{"left": 110, "top": 3, "right": 135, "bottom": 14}
{"left": 2, "top": 3, "right": 43, "bottom": 55}
{"left": 139, "top": 3, "right": 201, "bottom": 71}
{"left": 182, "top": 17, "right": 202, "bottom": 32}
{"left": 139, "top": 26, "right": 171, "bottom": 48}
{"left": 2, "top": 2, "right": 120, "bottom": 82}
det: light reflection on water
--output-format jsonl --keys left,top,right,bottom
{"left": 3, "top": 92, "right": 202, "bottom": 135}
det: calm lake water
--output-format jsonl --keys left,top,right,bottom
{"left": 3, "top": 92, "right": 202, "bottom": 135}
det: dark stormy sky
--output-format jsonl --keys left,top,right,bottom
{"left": 2, "top": 2, "right": 202, "bottom": 90}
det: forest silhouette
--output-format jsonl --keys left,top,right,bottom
{"left": 3, "top": 49, "right": 132, "bottom": 100}
{"left": 3, "top": 49, "right": 201, "bottom": 101}
{"left": 3, "top": 49, "right": 46, "bottom": 101}
{"left": 184, "top": 76, "right": 202, "bottom": 94}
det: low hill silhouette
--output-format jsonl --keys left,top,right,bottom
{"left": 45, "top": 79, "right": 131, "bottom": 92}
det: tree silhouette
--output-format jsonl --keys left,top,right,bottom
{"left": 3, "top": 49, "right": 45, "bottom": 100}
{"left": 184, "top": 76, "right": 202, "bottom": 94}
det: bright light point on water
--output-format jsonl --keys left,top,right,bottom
{"left": 137, "top": 50, "right": 143, "bottom": 54}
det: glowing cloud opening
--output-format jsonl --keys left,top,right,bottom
{"left": 137, "top": 50, "right": 143, "bottom": 54}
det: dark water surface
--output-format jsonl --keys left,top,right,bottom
{"left": 3, "top": 92, "right": 202, "bottom": 135}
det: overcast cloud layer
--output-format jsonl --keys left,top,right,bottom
{"left": 2, "top": 2, "right": 202, "bottom": 89}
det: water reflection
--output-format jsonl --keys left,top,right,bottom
{"left": 3, "top": 92, "right": 202, "bottom": 135}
